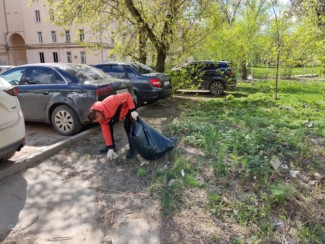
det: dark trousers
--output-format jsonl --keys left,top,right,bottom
{"left": 108, "top": 107, "right": 134, "bottom": 152}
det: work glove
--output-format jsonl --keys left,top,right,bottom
{"left": 107, "top": 149, "right": 119, "bottom": 160}
{"left": 131, "top": 111, "right": 138, "bottom": 120}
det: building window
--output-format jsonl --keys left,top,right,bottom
{"left": 65, "top": 30, "right": 71, "bottom": 43}
{"left": 79, "top": 29, "right": 84, "bottom": 42}
{"left": 35, "top": 10, "right": 41, "bottom": 22}
{"left": 49, "top": 9, "right": 54, "bottom": 21}
{"left": 37, "top": 32, "right": 43, "bottom": 43}
{"left": 67, "top": 52, "right": 72, "bottom": 63}
{"left": 39, "top": 52, "right": 45, "bottom": 63}
{"left": 80, "top": 52, "right": 86, "bottom": 64}
{"left": 51, "top": 31, "right": 56, "bottom": 43}
{"left": 53, "top": 52, "right": 58, "bottom": 63}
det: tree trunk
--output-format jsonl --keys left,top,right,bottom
{"left": 241, "top": 61, "right": 247, "bottom": 80}
{"left": 139, "top": 30, "right": 147, "bottom": 64}
{"left": 125, "top": 0, "right": 171, "bottom": 72}
{"left": 275, "top": 50, "right": 280, "bottom": 100}
{"left": 156, "top": 48, "right": 166, "bottom": 72}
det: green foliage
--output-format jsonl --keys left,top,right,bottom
{"left": 234, "top": 196, "right": 271, "bottom": 226}
{"left": 35, "top": 0, "right": 218, "bottom": 71}
{"left": 269, "top": 183, "right": 293, "bottom": 204}
{"left": 169, "top": 66, "right": 200, "bottom": 92}
{"left": 172, "top": 81, "right": 325, "bottom": 177}
{"left": 210, "top": 234, "right": 217, "bottom": 242}
{"left": 296, "top": 221, "right": 325, "bottom": 244}
{"left": 166, "top": 80, "right": 324, "bottom": 242}
{"left": 233, "top": 237, "right": 246, "bottom": 244}
{"left": 136, "top": 167, "right": 147, "bottom": 178}
{"left": 151, "top": 155, "right": 204, "bottom": 215}
{"left": 246, "top": 65, "right": 322, "bottom": 79}
{"left": 159, "top": 181, "right": 183, "bottom": 215}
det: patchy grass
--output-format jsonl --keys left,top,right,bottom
{"left": 150, "top": 80, "right": 325, "bottom": 243}
{"left": 246, "top": 66, "right": 322, "bottom": 79}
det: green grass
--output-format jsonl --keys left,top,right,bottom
{"left": 243, "top": 65, "right": 322, "bottom": 79}
{"left": 136, "top": 167, "right": 147, "bottom": 178}
{"left": 151, "top": 79, "right": 325, "bottom": 243}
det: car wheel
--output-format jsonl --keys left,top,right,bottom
{"left": 51, "top": 105, "right": 82, "bottom": 136}
{"left": 209, "top": 81, "right": 225, "bottom": 96}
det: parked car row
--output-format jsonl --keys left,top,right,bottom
{"left": 92, "top": 62, "right": 172, "bottom": 106}
{"left": 0, "top": 62, "right": 172, "bottom": 143}
{"left": 0, "top": 59, "right": 236, "bottom": 161}
{"left": 0, "top": 63, "right": 138, "bottom": 137}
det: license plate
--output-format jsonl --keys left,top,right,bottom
{"left": 117, "top": 88, "right": 128, "bottom": 94}
{"left": 164, "top": 81, "right": 170, "bottom": 86}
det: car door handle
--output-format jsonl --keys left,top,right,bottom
{"left": 43, "top": 92, "right": 49, "bottom": 95}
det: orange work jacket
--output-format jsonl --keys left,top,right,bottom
{"left": 90, "top": 92, "right": 136, "bottom": 146}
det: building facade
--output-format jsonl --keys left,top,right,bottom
{"left": 0, "top": 0, "right": 111, "bottom": 66}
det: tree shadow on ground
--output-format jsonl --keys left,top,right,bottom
{"left": 0, "top": 174, "right": 27, "bottom": 243}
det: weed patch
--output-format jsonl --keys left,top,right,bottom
{"left": 159, "top": 80, "right": 325, "bottom": 243}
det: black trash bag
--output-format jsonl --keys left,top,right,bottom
{"left": 129, "top": 117, "right": 176, "bottom": 160}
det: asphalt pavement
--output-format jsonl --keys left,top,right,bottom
{"left": 0, "top": 123, "right": 100, "bottom": 180}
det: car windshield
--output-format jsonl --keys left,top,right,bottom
{"left": 218, "top": 62, "right": 228, "bottom": 68}
{"left": 131, "top": 63, "right": 154, "bottom": 74}
{"left": 60, "top": 64, "right": 112, "bottom": 82}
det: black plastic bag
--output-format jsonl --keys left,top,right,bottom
{"left": 129, "top": 117, "right": 176, "bottom": 160}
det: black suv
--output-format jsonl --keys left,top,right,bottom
{"left": 92, "top": 62, "right": 172, "bottom": 106}
{"left": 176, "top": 60, "right": 236, "bottom": 95}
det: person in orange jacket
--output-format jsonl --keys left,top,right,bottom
{"left": 87, "top": 92, "right": 138, "bottom": 160}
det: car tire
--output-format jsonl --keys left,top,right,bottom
{"left": 51, "top": 105, "right": 82, "bottom": 136}
{"left": 209, "top": 81, "right": 225, "bottom": 96}
{"left": 135, "top": 93, "right": 142, "bottom": 108}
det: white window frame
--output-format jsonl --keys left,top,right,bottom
{"left": 51, "top": 31, "right": 57, "bottom": 43}
{"left": 49, "top": 9, "right": 54, "bottom": 21}
{"left": 79, "top": 29, "right": 84, "bottom": 42}
{"left": 39, "top": 52, "right": 45, "bottom": 63}
{"left": 67, "top": 52, "right": 72, "bottom": 63}
{"left": 65, "top": 30, "right": 71, "bottom": 43}
{"left": 53, "top": 52, "right": 58, "bottom": 62}
{"left": 37, "top": 32, "right": 43, "bottom": 43}
{"left": 35, "top": 10, "right": 41, "bottom": 22}
{"left": 80, "top": 51, "right": 86, "bottom": 64}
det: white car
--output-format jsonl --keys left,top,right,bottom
{"left": 0, "top": 77, "right": 25, "bottom": 161}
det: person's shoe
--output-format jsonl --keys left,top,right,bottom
{"left": 126, "top": 149, "right": 136, "bottom": 159}
{"left": 99, "top": 145, "right": 117, "bottom": 154}
{"left": 99, "top": 147, "right": 109, "bottom": 154}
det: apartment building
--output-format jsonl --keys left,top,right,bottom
{"left": 0, "top": 0, "right": 111, "bottom": 66}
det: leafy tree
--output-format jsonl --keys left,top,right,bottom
{"left": 264, "top": 0, "right": 296, "bottom": 99}
{"left": 31, "top": 0, "right": 216, "bottom": 72}
{"left": 291, "top": 0, "right": 325, "bottom": 27}
{"left": 196, "top": 0, "right": 269, "bottom": 80}
{"left": 289, "top": 0, "right": 325, "bottom": 73}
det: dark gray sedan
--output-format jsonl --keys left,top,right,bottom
{"left": 0, "top": 63, "right": 136, "bottom": 136}
{"left": 92, "top": 62, "right": 172, "bottom": 106}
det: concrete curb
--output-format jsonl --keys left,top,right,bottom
{"left": 0, "top": 126, "right": 100, "bottom": 180}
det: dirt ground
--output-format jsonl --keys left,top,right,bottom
{"left": 1, "top": 96, "right": 227, "bottom": 244}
